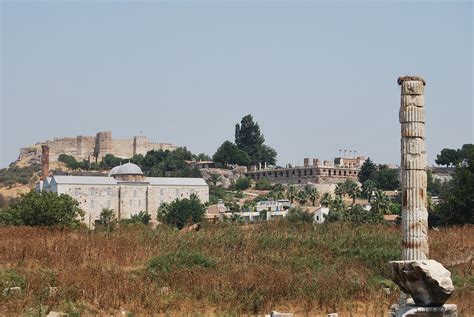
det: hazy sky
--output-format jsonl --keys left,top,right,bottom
{"left": 1, "top": 1, "right": 472, "bottom": 168}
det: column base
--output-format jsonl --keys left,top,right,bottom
{"left": 390, "top": 304, "right": 457, "bottom": 317}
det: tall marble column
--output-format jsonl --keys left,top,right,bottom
{"left": 398, "top": 76, "right": 429, "bottom": 261}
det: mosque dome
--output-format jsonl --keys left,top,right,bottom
{"left": 108, "top": 162, "right": 143, "bottom": 177}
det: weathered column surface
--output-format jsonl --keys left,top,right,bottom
{"left": 398, "top": 76, "right": 429, "bottom": 261}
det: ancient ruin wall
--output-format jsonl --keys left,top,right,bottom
{"left": 112, "top": 139, "right": 135, "bottom": 158}
{"left": 18, "top": 131, "right": 177, "bottom": 164}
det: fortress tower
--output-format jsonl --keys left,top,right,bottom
{"left": 133, "top": 135, "right": 149, "bottom": 156}
{"left": 94, "top": 131, "right": 113, "bottom": 161}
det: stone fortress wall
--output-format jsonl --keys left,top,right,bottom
{"left": 18, "top": 131, "right": 177, "bottom": 163}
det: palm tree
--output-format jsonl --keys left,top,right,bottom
{"left": 320, "top": 193, "right": 332, "bottom": 207}
{"left": 372, "top": 190, "right": 391, "bottom": 215}
{"left": 344, "top": 180, "right": 361, "bottom": 205}
{"left": 296, "top": 190, "right": 308, "bottom": 206}
{"left": 331, "top": 195, "right": 346, "bottom": 213}
{"left": 335, "top": 183, "right": 346, "bottom": 198}
{"left": 287, "top": 185, "right": 297, "bottom": 204}
{"left": 209, "top": 173, "right": 222, "bottom": 186}
{"left": 363, "top": 180, "right": 377, "bottom": 203}
{"left": 304, "top": 185, "right": 320, "bottom": 206}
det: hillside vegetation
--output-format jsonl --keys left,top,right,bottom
{"left": 0, "top": 222, "right": 472, "bottom": 316}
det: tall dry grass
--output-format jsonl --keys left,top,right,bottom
{"left": 0, "top": 222, "right": 472, "bottom": 316}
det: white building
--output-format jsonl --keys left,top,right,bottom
{"left": 38, "top": 162, "right": 208, "bottom": 227}
{"left": 314, "top": 206, "right": 329, "bottom": 224}
{"left": 256, "top": 200, "right": 289, "bottom": 212}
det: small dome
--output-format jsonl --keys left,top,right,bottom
{"left": 108, "top": 165, "right": 121, "bottom": 177}
{"left": 108, "top": 162, "right": 143, "bottom": 177}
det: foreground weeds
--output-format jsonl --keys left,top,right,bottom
{"left": 0, "top": 222, "right": 472, "bottom": 315}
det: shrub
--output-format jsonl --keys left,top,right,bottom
{"left": 130, "top": 211, "right": 152, "bottom": 225}
{"left": 255, "top": 179, "right": 272, "bottom": 190}
{"left": 120, "top": 211, "right": 152, "bottom": 226}
{"left": 0, "top": 191, "right": 84, "bottom": 227}
{"left": 0, "top": 163, "right": 41, "bottom": 186}
{"left": 147, "top": 250, "right": 215, "bottom": 277}
{"left": 286, "top": 207, "right": 313, "bottom": 224}
{"left": 345, "top": 205, "right": 384, "bottom": 225}
{"left": 235, "top": 177, "right": 251, "bottom": 191}
{"left": 0, "top": 269, "right": 26, "bottom": 290}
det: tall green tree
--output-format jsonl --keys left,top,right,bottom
{"left": 234, "top": 114, "right": 277, "bottom": 165}
{"left": 358, "top": 158, "right": 377, "bottom": 184}
{"left": 435, "top": 148, "right": 461, "bottom": 167}
{"left": 373, "top": 165, "right": 400, "bottom": 190}
{"left": 436, "top": 144, "right": 473, "bottom": 225}
{"left": 213, "top": 141, "right": 251, "bottom": 166}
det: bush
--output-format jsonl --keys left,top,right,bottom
{"left": 286, "top": 207, "right": 313, "bottom": 224}
{"left": 147, "top": 250, "right": 215, "bottom": 277}
{"left": 345, "top": 205, "right": 384, "bottom": 225}
{"left": 157, "top": 195, "right": 206, "bottom": 229}
{"left": 130, "top": 211, "right": 152, "bottom": 225}
{"left": 0, "top": 163, "right": 41, "bottom": 186}
{"left": 235, "top": 177, "right": 251, "bottom": 191}
{"left": 119, "top": 211, "right": 152, "bottom": 226}
{"left": 255, "top": 179, "right": 272, "bottom": 190}
{"left": 0, "top": 191, "right": 84, "bottom": 227}
{"left": 0, "top": 269, "right": 26, "bottom": 290}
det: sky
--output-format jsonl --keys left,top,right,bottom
{"left": 1, "top": 1, "right": 472, "bottom": 168}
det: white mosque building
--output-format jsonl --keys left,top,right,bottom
{"left": 38, "top": 162, "right": 209, "bottom": 227}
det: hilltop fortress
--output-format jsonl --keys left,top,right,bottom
{"left": 18, "top": 131, "right": 177, "bottom": 163}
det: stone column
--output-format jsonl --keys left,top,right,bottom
{"left": 398, "top": 76, "right": 429, "bottom": 261}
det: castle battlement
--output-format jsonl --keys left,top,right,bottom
{"left": 18, "top": 131, "right": 177, "bottom": 163}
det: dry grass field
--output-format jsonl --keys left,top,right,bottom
{"left": 0, "top": 222, "right": 472, "bottom": 316}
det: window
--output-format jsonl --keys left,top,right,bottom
{"left": 129, "top": 199, "right": 133, "bottom": 207}
{"left": 160, "top": 188, "right": 164, "bottom": 196}
{"left": 90, "top": 200, "right": 95, "bottom": 208}
{"left": 310, "top": 170, "right": 313, "bottom": 176}
{"left": 133, "top": 190, "right": 137, "bottom": 197}
{"left": 304, "top": 170, "right": 307, "bottom": 176}
{"left": 90, "top": 188, "right": 95, "bottom": 196}
{"left": 75, "top": 188, "right": 80, "bottom": 196}
{"left": 107, "top": 188, "right": 112, "bottom": 196}
{"left": 138, "top": 200, "right": 141, "bottom": 207}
